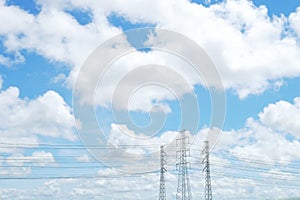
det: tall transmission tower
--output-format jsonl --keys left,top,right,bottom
{"left": 176, "top": 130, "right": 192, "bottom": 200}
{"left": 159, "top": 145, "right": 167, "bottom": 200}
{"left": 202, "top": 140, "right": 212, "bottom": 200}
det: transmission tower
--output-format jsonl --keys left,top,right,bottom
{"left": 202, "top": 140, "right": 212, "bottom": 200}
{"left": 176, "top": 130, "right": 192, "bottom": 200}
{"left": 159, "top": 145, "right": 167, "bottom": 200}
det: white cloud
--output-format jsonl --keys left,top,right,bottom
{"left": 0, "top": 55, "right": 10, "bottom": 66}
{"left": 99, "top": 0, "right": 300, "bottom": 98}
{"left": 1, "top": 0, "right": 300, "bottom": 199}
{"left": 41, "top": 180, "right": 61, "bottom": 195}
{"left": 0, "top": 151, "right": 53, "bottom": 177}
{"left": 0, "top": 165, "right": 31, "bottom": 176}
{"left": 187, "top": 97, "right": 300, "bottom": 165}
{"left": 91, "top": 50, "right": 198, "bottom": 111}
{"left": 68, "top": 0, "right": 300, "bottom": 114}
{"left": 75, "top": 154, "right": 92, "bottom": 162}
{"left": 1, "top": 0, "right": 300, "bottom": 102}
{"left": 224, "top": 96, "right": 300, "bottom": 164}
{"left": 0, "top": 116, "right": 299, "bottom": 199}
{"left": 31, "top": 151, "right": 56, "bottom": 166}
{"left": 290, "top": 7, "right": 300, "bottom": 37}
{"left": 6, "top": 151, "right": 55, "bottom": 167}
{"left": 51, "top": 73, "right": 66, "bottom": 84}
{"left": 108, "top": 123, "right": 180, "bottom": 151}
{"left": 260, "top": 168, "right": 295, "bottom": 181}
{"left": 94, "top": 95, "right": 300, "bottom": 172}
{"left": 0, "top": 151, "right": 55, "bottom": 178}
{"left": 273, "top": 80, "right": 285, "bottom": 92}
{"left": 0, "top": 86, "right": 77, "bottom": 147}
{"left": 230, "top": 118, "right": 300, "bottom": 164}
{"left": 0, "top": 1, "right": 121, "bottom": 67}
{"left": 259, "top": 97, "right": 300, "bottom": 138}
{"left": 0, "top": 1, "right": 34, "bottom": 35}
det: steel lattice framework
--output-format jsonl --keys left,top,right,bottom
{"left": 176, "top": 130, "right": 192, "bottom": 200}
{"left": 202, "top": 141, "right": 212, "bottom": 200}
{"left": 159, "top": 145, "right": 167, "bottom": 200}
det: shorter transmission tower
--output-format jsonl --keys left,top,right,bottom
{"left": 202, "top": 140, "right": 212, "bottom": 200}
{"left": 176, "top": 130, "right": 192, "bottom": 200}
{"left": 159, "top": 145, "right": 167, "bottom": 200}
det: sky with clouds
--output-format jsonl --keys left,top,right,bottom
{"left": 0, "top": 0, "right": 300, "bottom": 199}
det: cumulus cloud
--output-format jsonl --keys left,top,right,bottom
{"left": 110, "top": 0, "right": 300, "bottom": 98}
{"left": 73, "top": 43, "right": 204, "bottom": 113}
{"left": 0, "top": 0, "right": 121, "bottom": 67}
{"left": 1, "top": 0, "right": 300, "bottom": 199}
{"left": 0, "top": 86, "right": 77, "bottom": 149}
{"left": 0, "top": 0, "right": 300, "bottom": 102}
{"left": 0, "top": 0, "right": 34, "bottom": 35}
{"left": 219, "top": 97, "right": 300, "bottom": 164}
{"left": 0, "top": 101, "right": 299, "bottom": 199}
{"left": 94, "top": 51, "right": 194, "bottom": 111}
{"left": 69, "top": 0, "right": 300, "bottom": 113}
{"left": 98, "top": 96, "right": 300, "bottom": 169}
{"left": 230, "top": 118, "right": 300, "bottom": 164}
{"left": 259, "top": 97, "right": 300, "bottom": 138}
{"left": 290, "top": 7, "right": 300, "bottom": 37}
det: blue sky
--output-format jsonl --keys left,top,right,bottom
{"left": 0, "top": 0, "right": 300, "bottom": 199}
{"left": 193, "top": 0, "right": 300, "bottom": 16}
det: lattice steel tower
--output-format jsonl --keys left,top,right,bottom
{"left": 159, "top": 145, "right": 167, "bottom": 200}
{"left": 202, "top": 140, "right": 212, "bottom": 200}
{"left": 176, "top": 130, "right": 192, "bottom": 200}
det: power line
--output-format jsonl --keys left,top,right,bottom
{"left": 1, "top": 138, "right": 300, "bottom": 199}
